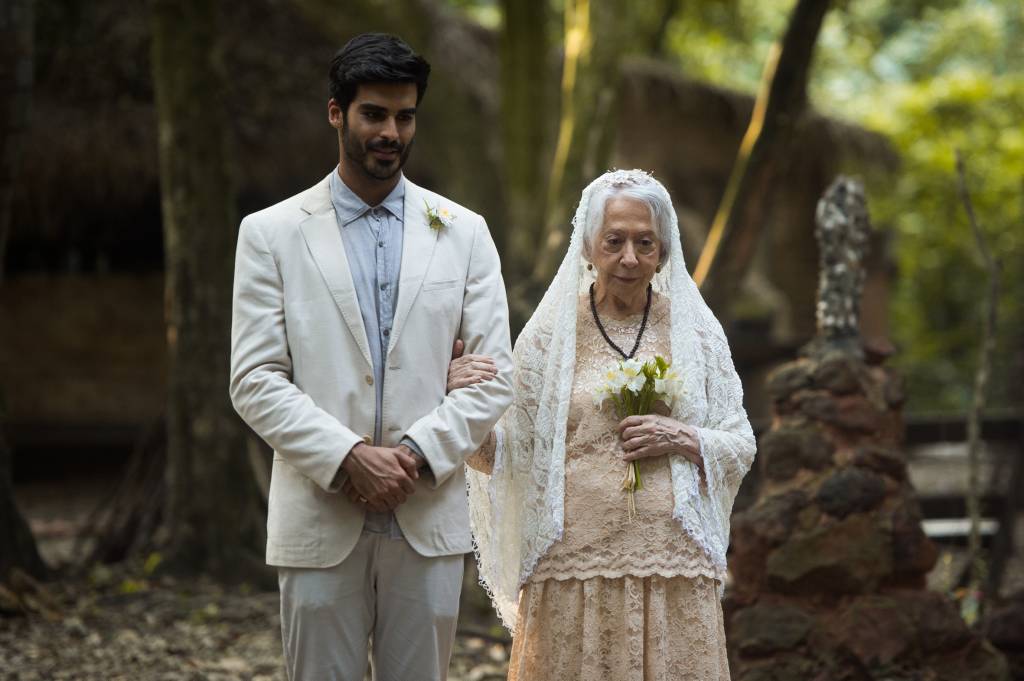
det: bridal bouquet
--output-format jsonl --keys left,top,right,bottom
{"left": 594, "top": 356, "right": 683, "bottom": 519}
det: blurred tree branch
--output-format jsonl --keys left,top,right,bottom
{"left": 647, "top": 0, "right": 681, "bottom": 57}
{"left": 986, "top": 177, "right": 1024, "bottom": 600}
{"left": 693, "top": 0, "right": 832, "bottom": 319}
{"left": 955, "top": 149, "right": 1001, "bottom": 622}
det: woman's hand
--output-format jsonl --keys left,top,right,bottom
{"left": 617, "top": 414, "right": 703, "bottom": 472}
{"left": 447, "top": 339, "right": 498, "bottom": 393}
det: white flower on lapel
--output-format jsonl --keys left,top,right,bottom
{"left": 425, "top": 200, "right": 456, "bottom": 232}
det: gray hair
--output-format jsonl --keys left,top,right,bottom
{"left": 581, "top": 180, "right": 673, "bottom": 267}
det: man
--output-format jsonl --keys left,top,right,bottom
{"left": 229, "top": 33, "right": 513, "bottom": 681}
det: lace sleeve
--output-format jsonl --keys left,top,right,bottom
{"left": 694, "top": 331, "right": 756, "bottom": 493}
{"left": 466, "top": 430, "right": 498, "bottom": 474}
{"left": 467, "top": 320, "right": 554, "bottom": 631}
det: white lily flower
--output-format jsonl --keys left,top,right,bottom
{"left": 627, "top": 373, "right": 646, "bottom": 392}
{"left": 621, "top": 358, "right": 643, "bottom": 376}
{"left": 606, "top": 370, "right": 628, "bottom": 392}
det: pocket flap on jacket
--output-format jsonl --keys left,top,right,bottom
{"left": 421, "top": 278, "right": 461, "bottom": 292}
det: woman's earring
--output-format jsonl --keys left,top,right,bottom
{"left": 655, "top": 264, "right": 662, "bottom": 273}
{"left": 586, "top": 263, "right": 593, "bottom": 271}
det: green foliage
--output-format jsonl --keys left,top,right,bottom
{"left": 666, "top": 0, "right": 793, "bottom": 89}
{"left": 831, "top": 0, "right": 1024, "bottom": 411}
{"left": 118, "top": 578, "right": 149, "bottom": 594}
{"left": 867, "top": 67, "right": 1023, "bottom": 410}
{"left": 665, "top": 0, "right": 1024, "bottom": 411}
{"left": 143, "top": 551, "right": 163, "bottom": 575}
{"left": 442, "top": 0, "right": 501, "bottom": 29}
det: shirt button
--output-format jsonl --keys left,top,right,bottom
{"left": 365, "top": 375, "right": 374, "bottom": 385}
{"left": 380, "top": 283, "right": 387, "bottom": 290}
{"left": 378, "top": 241, "right": 384, "bottom": 248}
{"left": 383, "top": 329, "right": 390, "bottom": 337}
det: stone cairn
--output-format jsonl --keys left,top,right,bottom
{"left": 726, "top": 177, "right": 1010, "bottom": 681}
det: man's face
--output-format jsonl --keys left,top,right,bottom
{"left": 329, "top": 82, "right": 418, "bottom": 181}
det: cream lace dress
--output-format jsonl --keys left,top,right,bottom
{"left": 476, "top": 294, "right": 730, "bottom": 681}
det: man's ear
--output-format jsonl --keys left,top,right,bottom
{"left": 328, "top": 98, "right": 345, "bottom": 130}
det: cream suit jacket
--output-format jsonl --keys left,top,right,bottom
{"left": 229, "top": 173, "right": 514, "bottom": 568}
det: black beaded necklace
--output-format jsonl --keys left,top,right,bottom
{"left": 589, "top": 282, "right": 652, "bottom": 360}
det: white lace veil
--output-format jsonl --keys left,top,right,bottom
{"left": 467, "top": 169, "right": 755, "bottom": 632}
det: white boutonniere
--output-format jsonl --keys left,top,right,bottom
{"left": 425, "top": 201, "right": 456, "bottom": 232}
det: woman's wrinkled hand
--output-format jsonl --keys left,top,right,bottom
{"left": 447, "top": 339, "right": 498, "bottom": 393}
{"left": 617, "top": 414, "right": 703, "bottom": 472}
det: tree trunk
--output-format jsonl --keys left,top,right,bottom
{"left": 693, "top": 0, "right": 832, "bottom": 317}
{"left": 152, "top": 0, "right": 265, "bottom": 578}
{"left": 0, "top": 397, "right": 47, "bottom": 581}
{"left": 500, "top": 0, "right": 555, "bottom": 329}
{"left": 0, "top": 0, "right": 45, "bottom": 583}
{"left": 0, "top": 0, "right": 33, "bottom": 282}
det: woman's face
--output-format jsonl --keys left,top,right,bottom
{"left": 591, "top": 196, "right": 663, "bottom": 299}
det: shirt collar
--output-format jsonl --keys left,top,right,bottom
{"left": 329, "top": 167, "right": 405, "bottom": 226}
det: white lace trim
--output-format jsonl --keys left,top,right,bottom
{"left": 529, "top": 563, "right": 725, "bottom": 584}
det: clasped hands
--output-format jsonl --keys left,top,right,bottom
{"left": 340, "top": 443, "right": 424, "bottom": 512}
{"left": 342, "top": 339, "right": 496, "bottom": 512}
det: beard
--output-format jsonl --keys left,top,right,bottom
{"left": 342, "top": 125, "right": 413, "bottom": 181}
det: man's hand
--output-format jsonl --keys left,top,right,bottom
{"left": 395, "top": 443, "right": 426, "bottom": 478}
{"left": 341, "top": 443, "right": 419, "bottom": 510}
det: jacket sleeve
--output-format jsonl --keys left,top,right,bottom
{"left": 228, "top": 215, "right": 362, "bottom": 492}
{"left": 403, "top": 215, "right": 515, "bottom": 487}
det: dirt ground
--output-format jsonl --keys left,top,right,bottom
{"left": 0, "top": 562, "right": 511, "bottom": 681}
{"left": 3, "top": 472, "right": 517, "bottom": 681}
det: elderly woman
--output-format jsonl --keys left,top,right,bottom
{"left": 452, "top": 170, "right": 755, "bottom": 681}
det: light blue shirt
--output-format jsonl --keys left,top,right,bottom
{"left": 329, "top": 169, "right": 423, "bottom": 536}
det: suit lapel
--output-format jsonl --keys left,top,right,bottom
{"left": 389, "top": 180, "right": 439, "bottom": 354}
{"left": 298, "top": 178, "right": 373, "bottom": 369}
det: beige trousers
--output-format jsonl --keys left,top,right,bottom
{"left": 278, "top": 530, "right": 464, "bottom": 681}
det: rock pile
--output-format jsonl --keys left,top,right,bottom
{"left": 726, "top": 347, "right": 1010, "bottom": 681}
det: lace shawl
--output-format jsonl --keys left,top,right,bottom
{"left": 466, "top": 169, "right": 756, "bottom": 632}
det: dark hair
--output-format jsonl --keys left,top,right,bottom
{"left": 328, "top": 33, "right": 431, "bottom": 114}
